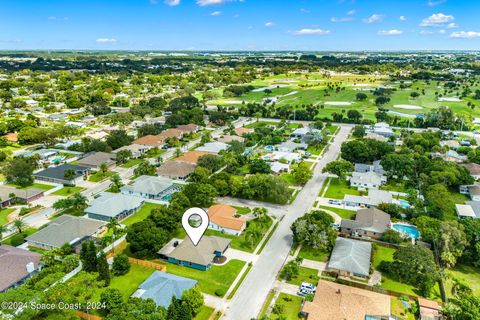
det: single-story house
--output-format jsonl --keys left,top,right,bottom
{"left": 26, "top": 215, "right": 105, "bottom": 250}
{"left": 290, "top": 127, "right": 310, "bottom": 138}
{"left": 158, "top": 236, "right": 231, "bottom": 271}
{"left": 440, "top": 140, "right": 460, "bottom": 149}
{"left": 159, "top": 128, "right": 183, "bottom": 140}
{"left": 365, "top": 132, "right": 388, "bottom": 142}
{"left": 277, "top": 140, "right": 308, "bottom": 153}
{"left": 217, "top": 135, "right": 245, "bottom": 143}
{"left": 77, "top": 152, "right": 116, "bottom": 170}
{"left": 121, "top": 175, "right": 180, "bottom": 201}
{"left": 344, "top": 190, "right": 393, "bottom": 208}
{"left": 176, "top": 151, "right": 213, "bottom": 165}
{"left": 354, "top": 160, "right": 385, "bottom": 175}
{"left": 301, "top": 280, "right": 391, "bottom": 320}
{"left": 131, "top": 271, "right": 197, "bottom": 308}
{"left": 0, "top": 245, "right": 41, "bottom": 292}
{"left": 133, "top": 134, "right": 165, "bottom": 148}
{"left": 207, "top": 204, "right": 246, "bottom": 236}
{"left": 270, "top": 162, "right": 290, "bottom": 174}
{"left": 349, "top": 171, "right": 387, "bottom": 191}
{"left": 0, "top": 186, "right": 44, "bottom": 208}
{"left": 146, "top": 116, "right": 166, "bottom": 125}
{"left": 461, "top": 163, "right": 480, "bottom": 180}
{"left": 48, "top": 113, "right": 67, "bottom": 121}
{"left": 431, "top": 150, "right": 467, "bottom": 163}
{"left": 113, "top": 144, "right": 151, "bottom": 158}
{"left": 86, "top": 192, "right": 145, "bottom": 222}
{"left": 157, "top": 161, "right": 196, "bottom": 180}
{"left": 340, "top": 208, "right": 391, "bottom": 239}
{"left": 455, "top": 202, "right": 480, "bottom": 219}
{"left": 459, "top": 185, "right": 480, "bottom": 201}
{"left": 234, "top": 127, "right": 253, "bottom": 136}
{"left": 418, "top": 297, "right": 443, "bottom": 320}
{"left": 177, "top": 124, "right": 200, "bottom": 134}
{"left": 327, "top": 237, "right": 372, "bottom": 278}
{"left": 371, "top": 122, "right": 394, "bottom": 137}
{"left": 34, "top": 163, "right": 91, "bottom": 185}
{"left": 271, "top": 151, "right": 301, "bottom": 163}
{"left": 196, "top": 141, "right": 229, "bottom": 154}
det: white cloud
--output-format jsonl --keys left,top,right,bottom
{"left": 300, "top": 8, "right": 310, "bottom": 13}
{"left": 347, "top": 10, "right": 356, "bottom": 16}
{"left": 378, "top": 29, "right": 403, "bottom": 36}
{"left": 420, "top": 13, "right": 454, "bottom": 27}
{"left": 399, "top": 16, "right": 406, "bottom": 21}
{"left": 211, "top": 11, "right": 221, "bottom": 16}
{"left": 447, "top": 22, "right": 458, "bottom": 28}
{"left": 164, "top": 0, "right": 180, "bottom": 5}
{"left": 427, "top": 0, "right": 447, "bottom": 7}
{"left": 48, "top": 16, "right": 68, "bottom": 21}
{"left": 197, "top": 0, "right": 232, "bottom": 6}
{"left": 450, "top": 31, "right": 480, "bottom": 39}
{"left": 96, "top": 38, "right": 117, "bottom": 43}
{"left": 363, "top": 14, "right": 383, "bottom": 24}
{"left": 265, "top": 22, "right": 275, "bottom": 27}
{"left": 330, "top": 17, "right": 353, "bottom": 23}
{"left": 439, "top": 29, "right": 446, "bottom": 34}
{"left": 290, "top": 28, "right": 331, "bottom": 36}
{"left": 419, "top": 30, "right": 435, "bottom": 35}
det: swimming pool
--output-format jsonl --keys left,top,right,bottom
{"left": 392, "top": 223, "right": 420, "bottom": 239}
{"left": 398, "top": 199, "right": 411, "bottom": 209}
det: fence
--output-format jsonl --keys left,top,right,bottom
{"left": 128, "top": 257, "right": 167, "bottom": 271}
{"left": 334, "top": 277, "right": 419, "bottom": 301}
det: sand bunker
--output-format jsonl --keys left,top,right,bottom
{"left": 353, "top": 83, "right": 372, "bottom": 87}
{"left": 438, "top": 97, "right": 462, "bottom": 102}
{"left": 222, "top": 100, "right": 244, "bottom": 104}
{"left": 325, "top": 101, "right": 353, "bottom": 106}
{"left": 394, "top": 104, "right": 423, "bottom": 110}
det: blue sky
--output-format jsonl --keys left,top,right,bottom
{"left": 1, "top": 0, "right": 479, "bottom": 51}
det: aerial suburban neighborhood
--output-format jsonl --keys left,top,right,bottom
{"left": 1, "top": 1, "right": 480, "bottom": 320}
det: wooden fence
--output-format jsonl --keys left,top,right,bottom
{"left": 128, "top": 257, "right": 167, "bottom": 271}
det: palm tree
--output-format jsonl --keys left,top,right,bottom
{"left": 63, "top": 169, "right": 76, "bottom": 183}
{"left": 109, "top": 173, "right": 123, "bottom": 192}
{"left": 0, "top": 225, "right": 8, "bottom": 245}
{"left": 253, "top": 207, "right": 268, "bottom": 220}
{"left": 99, "top": 162, "right": 109, "bottom": 176}
{"left": 72, "top": 193, "right": 88, "bottom": 211}
{"left": 106, "top": 217, "right": 120, "bottom": 254}
{"left": 244, "top": 227, "right": 262, "bottom": 249}
{"left": 13, "top": 218, "right": 26, "bottom": 234}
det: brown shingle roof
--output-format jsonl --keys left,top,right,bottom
{"left": 462, "top": 162, "right": 480, "bottom": 176}
{"left": 157, "top": 161, "right": 196, "bottom": 179}
{"left": 207, "top": 204, "right": 246, "bottom": 231}
{"left": 175, "top": 151, "right": 213, "bottom": 164}
{"left": 302, "top": 280, "right": 391, "bottom": 320}
{"left": 177, "top": 124, "right": 199, "bottom": 133}
{"left": 217, "top": 135, "right": 245, "bottom": 143}
{"left": 0, "top": 245, "right": 41, "bottom": 292}
{"left": 234, "top": 127, "right": 253, "bottom": 136}
{"left": 159, "top": 128, "right": 183, "bottom": 139}
{"left": 133, "top": 135, "right": 165, "bottom": 147}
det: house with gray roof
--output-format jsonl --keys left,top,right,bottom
{"left": 354, "top": 160, "right": 385, "bottom": 175}
{"left": 0, "top": 185, "right": 44, "bottom": 208}
{"left": 158, "top": 236, "right": 231, "bottom": 271}
{"left": 0, "top": 245, "right": 41, "bottom": 292}
{"left": 195, "top": 141, "right": 229, "bottom": 154}
{"left": 277, "top": 140, "right": 307, "bottom": 153}
{"left": 131, "top": 271, "right": 197, "bottom": 308}
{"left": 340, "top": 208, "right": 391, "bottom": 239}
{"left": 77, "top": 152, "right": 116, "bottom": 170}
{"left": 86, "top": 192, "right": 144, "bottom": 222}
{"left": 349, "top": 171, "right": 387, "bottom": 191}
{"left": 344, "top": 190, "right": 393, "bottom": 208}
{"left": 327, "top": 237, "right": 372, "bottom": 278}
{"left": 157, "top": 161, "right": 196, "bottom": 180}
{"left": 26, "top": 215, "right": 105, "bottom": 251}
{"left": 112, "top": 144, "right": 151, "bottom": 158}
{"left": 120, "top": 175, "right": 180, "bottom": 201}
{"left": 34, "top": 163, "right": 91, "bottom": 185}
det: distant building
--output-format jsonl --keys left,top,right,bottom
{"left": 26, "top": 215, "right": 105, "bottom": 250}
{"left": 0, "top": 185, "right": 44, "bottom": 208}
{"left": 131, "top": 271, "right": 197, "bottom": 308}
{"left": 0, "top": 245, "right": 41, "bottom": 292}
{"left": 217, "top": 135, "right": 245, "bottom": 143}
{"left": 344, "top": 190, "right": 393, "bottom": 208}
{"left": 158, "top": 236, "right": 231, "bottom": 271}
{"left": 234, "top": 127, "right": 253, "bottom": 136}
{"left": 113, "top": 144, "right": 151, "bottom": 158}
{"left": 270, "top": 151, "right": 301, "bottom": 163}
{"left": 459, "top": 185, "right": 480, "bottom": 201}
{"left": 133, "top": 135, "right": 165, "bottom": 148}
{"left": 34, "top": 163, "right": 90, "bottom": 185}
{"left": 340, "top": 208, "right": 391, "bottom": 239}
{"left": 77, "top": 152, "right": 116, "bottom": 170}
{"left": 371, "top": 122, "right": 394, "bottom": 137}
{"left": 277, "top": 140, "right": 308, "bottom": 153}
{"left": 157, "top": 161, "right": 196, "bottom": 180}
{"left": 327, "top": 237, "right": 372, "bottom": 278}
{"left": 207, "top": 204, "right": 246, "bottom": 236}
{"left": 176, "top": 151, "right": 213, "bottom": 165}
{"left": 86, "top": 192, "right": 144, "bottom": 222}
{"left": 354, "top": 160, "right": 385, "bottom": 175}
{"left": 418, "top": 297, "right": 443, "bottom": 320}
{"left": 196, "top": 142, "right": 229, "bottom": 154}
{"left": 176, "top": 124, "right": 200, "bottom": 134}
{"left": 455, "top": 201, "right": 480, "bottom": 219}
{"left": 461, "top": 163, "right": 480, "bottom": 180}
{"left": 349, "top": 171, "right": 387, "bottom": 191}
{"left": 120, "top": 175, "right": 180, "bottom": 201}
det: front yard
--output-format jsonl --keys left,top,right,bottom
{"left": 323, "top": 177, "right": 361, "bottom": 199}
{"left": 52, "top": 186, "right": 85, "bottom": 196}
{"left": 0, "top": 208, "right": 15, "bottom": 226}
{"left": 6, "top": 182, "right": 56, "bottom": 191}
{"left": 270, "top": 293, "right": 304, "bottom": 320}
{"left": 122, "top": 202, "right": 163, "bottom": 226}
{"left": 297, "top": 246, "right": 329, "bottom": 262}
{"left": 121, "top": 158, "right": 143, "bottom": 168}
{"left": 284, "top": 266, "right": 320, "bottom": 287}
{"left": 319, "top": 205, "right": 356, "bottom": 220}
{"left": 88, "top": 171, "right": 115, "bottom": 182}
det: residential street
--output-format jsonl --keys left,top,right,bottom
{"left": 222, "top": 125, "right": 352, "bottom": 320}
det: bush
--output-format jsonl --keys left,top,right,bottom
{"left": 9, "top": 233, "right": 27, "bottom": 246}
{"left": 214, "top": 288, "right": 225, "bottom": 297}
{"left": 112, "top": 254, "right": 131, "bottom": 276}
{"left": 380, "top": 229, "right": 403, "bottom": 244}
{"left": 19, "top": 207, "right": 32, "bottom": 216}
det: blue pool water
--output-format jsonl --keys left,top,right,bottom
{"left": 265, "top": 145, "right": 274, "bottom": 151}
{"left": 392, "top": 223, "right": 420, "bottom": 239}
{"left": 398, "top": 199, "right": 411, "bottom": 209}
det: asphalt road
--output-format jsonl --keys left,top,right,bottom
{"left": 223, "top": 125, "right": 352, "bottom": 320}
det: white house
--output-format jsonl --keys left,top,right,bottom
{"left": 349, "top": 171, "right": 387, "bottom": 190}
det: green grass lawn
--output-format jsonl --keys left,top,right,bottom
{"left": 270, "top": 293, "right": 303, "bottom": 320}
{"left": 6, "top": 182, "right": 56, "bottom": 191}
{"left": 0, "top": 208, "right": 15, "bottom": 226}
{"left": 161, "top": 259, "right": 246, "bottom": 297}
{"left": 445, "top": 264, "right": 480, "bottom": 297}
{"left": 122, "top": 202, "right": 163, "bottom": 226}
{"left": 319, "top": 205, "right": 356, "bottom": 220}
{"left": 307, "top": 145, "right": 325, "bottom": 155}
{"left": 52, "top": 186, "right": 85, "bottom": 196}
{"left": 194, "top": 306, "right": 215, "bottom": 320}
{"left": 297, "top": 246, "right": 329, "bottom": 262}
{"left": 391, "top": 297, "right": 416, "bottom": 320}
{"left": 280, "top": 173, "right": 298, "bottom": 186}
{"left": 88, "top": 171, "right": 115, "bottom": 182}
{"left": 2, "top": 227, "right": 38, "bottom": 246}
{"left": 284, "top": 265, "right": 320, "bottom": 286}
{"left": 323, "top": 177, "right": 361, "bottom": 199}
{"left": 227, "top": 263, "right": 252, "bottom": 299}
{"left": 109, "top": 264, "right": 155, "bottom": 298}
{"left": 121, "top": 158, "right": 143, "bottom": 168}
{"left": 205, "top": 216, "right": 273, "bottom": 253}
{"left": 380, "top": 181, "right": 408, "bottom": 193}
{"left": 259, "top": 290, "right": 275, "bottom": 318}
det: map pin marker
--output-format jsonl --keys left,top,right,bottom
{"left": 182, "top": 207, "right": 209, "bottom": 246}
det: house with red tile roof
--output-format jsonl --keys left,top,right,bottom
{"left": 207, "top": 204, "right": 246, "bottom": 236}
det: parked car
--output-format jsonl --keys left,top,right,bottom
{"left": 328, "top": 199, "right": 342, "bottom": 205}
{"left": 300, "top": 282, "right": 316, "bottom": 292}
{"left": 331, "top": 223, "right": 340, "bottom": 230}
{"left": 298, "top": 289, "right": 311, "bottom": 296}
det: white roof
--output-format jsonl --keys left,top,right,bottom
{"left": 455, "top": 204, "right": 476, "bottom": 218}
{"left": 196, "top": 142, "right": 229, "bottom": 154}
{"left": 270, "top": 162, "right": 289, "bottom": 173}
{"left": 350, "top": 171, "right": 384, "bottom": 185}
{"left": 271, "top": 151, "right": 301, "bottom": 162}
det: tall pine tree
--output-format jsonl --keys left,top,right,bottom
{"left": 97, "top": 252, "right": 111, "bottom": 286}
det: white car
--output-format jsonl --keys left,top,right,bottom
{"left": 301, "top": 282, "right": 316, "bottom": 292}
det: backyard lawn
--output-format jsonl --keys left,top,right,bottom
{"left": 307, "top": 145, "right": 325, "bottom": 155}
{"left": 445, "top": 264, "right": 480, "bottom": 297}
{"left": 270, "top": 293, "right": 303, "bottom": 320}
{"left": 205, "top": 216, "right": 273, "bottom": 253}
{"left": 284, "top": 265, "right": 320, "bottom": 286}
{"left": 52, "top": 186, "right": 85, "bottom": 196}
{"left": 297, "top": 245, "right": 329, "bottom": 262}
{"left": 0, "top": 208, "right": 15, "bottom": 226}
{"left": 194, "top": 306, "right": 215, "bottom": 320}
{"left": 122, "top": 202, "right": 163, "bottom": 226}
{"left": 391, "top": 297, "right": 416, "bottom": 320}
{"left": 280, "top": 173, "right": 298, "bottom": 186}
{"left": 323, "top": 178, "right": 361, "bottom": 199}
{"left": 109, "top": 264, "right": 155, "bottom": 298}
{"left": 319, "top": 205, "right": 356, "bottom": 220}
{"left": 161, "top": 259, "right": 246, "bottom": 297}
